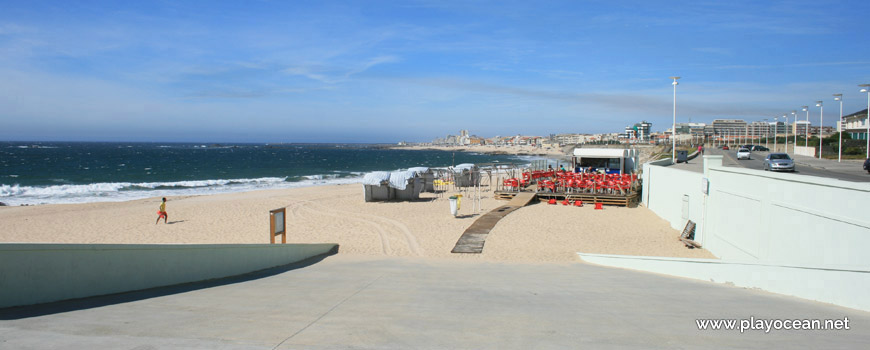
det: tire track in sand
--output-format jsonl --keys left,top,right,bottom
{"left": 285, "top": 200, "right": 392, "bottom": 256}
{"left": 291, "top": 199, "right": 423, "bottom": 257}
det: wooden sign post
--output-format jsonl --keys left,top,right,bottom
{"left": 270, "top": 207, "right": 286, "bottom": 244}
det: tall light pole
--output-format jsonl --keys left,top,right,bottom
{"left": 744, "top": 124, "right": 748, "bottom": 146}
{"left": 670, "top": 76, "right": 680, "bottom": 164}
{"left": 751, "top": 122, "right": 755, "bottom": 145}
{"left": 764, "top": 118, "right": 769, "bottom": 149}
{"left": 861, "top": 84, "right": 870, "bottom": 158}
{"left": 777, "top": 114, "right": 788, "bottom": 153}
{"left": 816, "top": 101, "right": 824, "bottom": 159}
{"left": 802, "top": 106, "right": 809, "bottom": 153}
{"left": 790, "top": 110, "right": 797, "bottom": 154}
{"left": 834, "top": 94, "right": 843, "bottom": 162}
{"left": 774, "top": 116, "right": 779, "bottom": 152}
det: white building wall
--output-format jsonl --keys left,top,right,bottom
{"left": 637, "top": 156, "right": 870, "bottom": 310}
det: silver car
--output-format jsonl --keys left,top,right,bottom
{"left": 736, "top": 148, "right": 751, "bottom": 160}
{"left": 763, "top": 153, "right": 795, "bottom": 172}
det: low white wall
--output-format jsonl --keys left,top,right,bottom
{"left": 642, "top": 158, "right": 707, "bottom": 243}
{"left": 704, "top": 165, "right": 870, "bottom": 266}
{"left": 578, "top": 253, "right": 870, "bottom": 312}
{"left": 0, "top": 243, "right": 338, "bottom": 308}
{"left": 640, "top": 155, "right": 870, "bottom": 310}
{"left": 795, "top": 146, "right": 816, "bottom": 157}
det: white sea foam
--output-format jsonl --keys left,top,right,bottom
{"left": 0, "top": 174, "right": 365, "bottom": 206}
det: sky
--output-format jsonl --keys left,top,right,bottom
{"left": 1, "top": 0, "right": 869, "bottom": 143}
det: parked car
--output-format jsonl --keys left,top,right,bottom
{"left": 736, "top": 148, "right": 751, "bottom": 160}
{"left": 751, "top": 145, "right": 769, "bottom": 152}
{"left": 721, "top": 145, "right": 730, "bottom": 150}
{"left": 763, "top": 153, "right": 795, "bottom": 172}
{"left": 743, "top": 144, "right": 755, "bottom": 150}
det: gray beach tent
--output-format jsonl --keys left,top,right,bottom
{"left": 362, "top": 171, "right": 392, "bottom": 202}
{"left": 452, "top": 163, "right": 480, "bottom": 187}
{"left": 408, "top": 167, "right": 435, "bottom": 192}
{"left": 389, "top": 169, "right": 424, "bottom": 201}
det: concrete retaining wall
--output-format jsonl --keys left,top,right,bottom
{"left": 577, "top": 253, "right": 870, "bottom": 312}
{"left": 642, "top": 158, "right": 708, "bottom": 242}
{"left": 638, "top": 156, "right": 870, "bottom": 310}
{"left": 0, "top": 243, "right": 338, "bottom": 308}
{"left": 795, "top": 146, "right": 816, "bottom": 157}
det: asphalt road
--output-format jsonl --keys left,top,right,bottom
{"left": 707, "top": 148, "right": 870, "bottom": 183}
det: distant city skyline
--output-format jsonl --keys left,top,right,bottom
{"left": 1, "top": 1, "right": 869, "bottom": 143}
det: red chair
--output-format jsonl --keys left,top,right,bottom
{"left": 503, "top": 178, "right": 519, "bottom": 191}
{"left": 539, "top": 180, "right": 555, "bottom": 193}
{"left": 574, "top": 200, "right": 583, "bottom": 207}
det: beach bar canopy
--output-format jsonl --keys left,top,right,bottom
{"left": 571, "top": 148, "right": 639, "bottom": 174}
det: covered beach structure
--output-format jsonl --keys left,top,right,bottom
{"left": 571, "top": 148, "right": 639, "bottom": 175}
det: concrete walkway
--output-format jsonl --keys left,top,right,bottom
{"left": 452, "top": 192, "right": 536, "bottom": 254}
{"left": 2, "top": 255, "right": 868, "bottom": 349}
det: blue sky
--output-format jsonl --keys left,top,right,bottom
{"left": 1, "top": 0, "right": 869, "bottom": 142}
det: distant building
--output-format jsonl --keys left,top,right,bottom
{"left": 793, "top": 120, "right": 811, "bottom": 137}
{"left": 711, "top": 119, "right": 747, "bottom": 135}
{"left": 770, "top": 121, "right": 787, "bottom": 136}
{"left": 555, "top": 133, "right": 596, "bottom": 145}
{"left": 842, "top": 109, "right": 869, "bottom": 140}
{"left": 624, "top": 121, "right": 652, "bottom": 141}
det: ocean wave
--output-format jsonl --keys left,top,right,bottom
{"left": 0, "top": 175, "right": 364, "bottom": 206}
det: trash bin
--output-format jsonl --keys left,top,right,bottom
{"left": 449, "top": 196, "right": 458, "bottom": 216}
{"left": 677, "top": 150, "right": 688, "bottom": 163}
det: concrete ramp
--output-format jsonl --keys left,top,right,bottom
{"left": 451, "top": 192, "right": 536, "bottom": 254}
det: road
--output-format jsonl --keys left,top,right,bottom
{"left": 706, "top": 148, "right": 870, "bottom": 183}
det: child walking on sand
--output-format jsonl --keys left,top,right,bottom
{"left": 156, "top": 197, "right": 168, "bottom": 224}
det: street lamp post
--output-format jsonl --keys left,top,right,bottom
{"left": 764, "top": 118, "right": 769, "bottom": 149}
{"left": 670, "top": 76, "right": 680, "bottom": 164}
{"left": 774, "top": 116, "right": 779, "bottom": 152}
{"left": 802, "top": 106, "right": 809, "bottom": 153}
{"left": 861, "top": 84, "right": 870, "bottom": 158}
{"left": 816, "top": 101, "right": 824, "bottom": 159}
{"left": 834, "top": 94, "right": 843, "bottom": 162}
{"left": 791, "top": 110, "right": 797, "bottom": 154}
{"left": 788, "top": 114, "right": 792, "bottom": 154}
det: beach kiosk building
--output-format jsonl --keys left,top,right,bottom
{"left": 571, "top": 148, "right": 639, "bottom": 174}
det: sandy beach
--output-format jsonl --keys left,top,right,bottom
{"left": 0, "top": 184, "right": 715, "bottom": 263}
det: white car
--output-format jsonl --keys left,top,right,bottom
{"left": 736, "top": 148, "right": 751, "bottom": 160}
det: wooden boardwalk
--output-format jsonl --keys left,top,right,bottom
{"left": 451, "top": 192, "right": 537, "bottom": 254}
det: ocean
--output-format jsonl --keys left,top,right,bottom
{"left": 0, "top": 142, "right": 533, "bottom": 206}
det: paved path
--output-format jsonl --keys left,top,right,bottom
{"left": 452, "top": 192, "right": 536, "bottom": 254}
{"left": 2, "top": 255, "right": 868, "bottom": 349}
